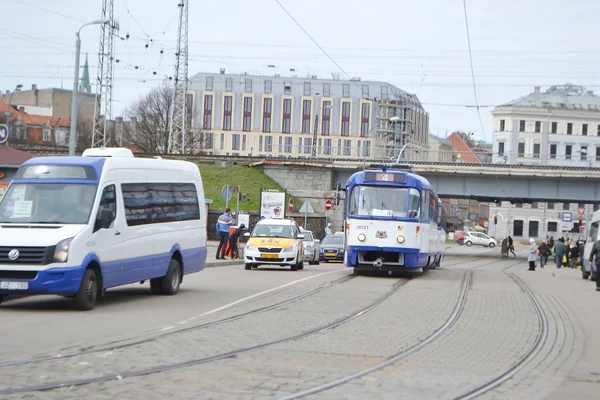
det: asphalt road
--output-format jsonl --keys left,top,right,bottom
{"left": 0, "top": 261, "right": 346, "bottom": 355}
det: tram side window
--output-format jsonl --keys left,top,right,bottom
{"left": 408, "top": 188, "right": 421, "bottom": 218}
{"left": 422, "top": 191, "right": 431, "bottom": 220}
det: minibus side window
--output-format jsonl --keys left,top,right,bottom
{"left": 94, "top": 185, "right": 117, "bottom": 232}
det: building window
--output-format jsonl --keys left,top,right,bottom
{"left": 225, "top": 78, "right": 233, "bottom": 91}
{"left": 581, "top": 146, "right": 588, "bottom": 161}
{"left": 595, "top": 204, "right": 600, "bottom": 212}
{"left": 303, "top": 138, "right": 312, "bottom": 154}
{"left": 203, "top": 95, "right": 212, "bottom": 129}
{"left": 341, "top": 101, "right": 350, "bottom": 136}
{"left": 563, "top": 202, "right": 569, "bottom": 210}
{"left": 317, "top": 138, "right": 322, "bottom": 154}
{"left": 343, "top": 139, "right": 351, "bottom": 156}
{"left": 513, "top": 220, "right": 524, "bottom": 236}
{"left": 284, "top": 137, "right": 292, "bottom": 153}
{"left": 519, "top": 120, "right": 525, "bottom": 132}
{"left": 302, "top": 100, "right": 311, "bottom": 134}
{"left": 596, "top": 147, "right": 600, "bottom": 161}
{"left": 597, "top": 124, "right": 600, "bottom": 136}
{"left": 297, "top": 137, "right": 302, "bottom": 153}
{"left": 323, "top": 83, "right": 330, "bottom": 97}
{"left": 533, "top": 141, "right": 540, "bottom": 158}
{"left": 337, "top": 139, "right": 342, "bottom": 156}
{"left": 381, "top": 86, "right": 389, "bottom": 99}
{"left": 42, "top": 128, "right": 51, "bottom": 142}
{"left": 284, "top": 81, "right": 291, "bottom": 95}
{"left": 321, "top": 101, "right": 331, "bottom": 135}
{"left": 567, "top": 122, "right": 573, "bottom": 135}
{"left": 243, "top": 97, "right": 252, "bottom": 132}
{"left": 278, "top": 136, "right": 283, "bottom": 152}
{"left": 362, "top": 85, "right": 369, "bottom": 98}
{"left": 206, "top": 77, "right": 213, "bottom": 91}
{"left": 259, "top": 136, "right": 263, "bottom": 152}
{"left": 583, "top": 123, "right": 588, "bottom": 136}
{"left": 223, "top": 95, "right": 232, "bottom": 131}
{"left": 342, "top": 84, "right": 350, "bottom": 97}
{"left": 357, "top": 141, "right": 361, "bottom": 156}
{"left": 220, "top": 133, "right": 225, "bottom": 150}
{"left": 516, "top": 203, "right": 523, "bottom": 208}
{"left": 242, "top": 135, "right": 246, "bottom": 151}
{"left": 282, "top": 99, "right": 292, "bottom": 133}
{"left": 551, "top": 122, "right": 557, "bottom": 133}
{"left": 550, "top": 144, "right": 557, "bottom": 159}
{"left": 324, "top": 138, "right": 332, "bottom": 155}
{"left": 262, "top": 98, "right": 272, "bottom": 133}
{"left": 535, "top": 121, "right": 541, "bottom": 133}
{"left": 204, "top": 132, "right": 213, "bottom": 149}
{"left": 265, "top": 136, "right": 273, "bottom": 152}
{"left": 529, "top": 221, "right": 539, "bottom": 237}
{"left": 499, "top": 120, "right": 505, "bottom": 131}
{"left": 232, "top": 134, "right": 240, "bottom": 150}
{"left": 547, "top": 221, "right": 558, "bottom": 233}
{"left": 518, "top": 141, "right": 525, "bottom": 156}
{"left": 304, "top": 82, "right": 311, "bottom": 96}
{"left": 363, "top": 141, "right": 371, "bottom": 157}
{"left": 244, "top": 79, "right": 252, "bottom": 93}
{"left": 360, "top": 103, "right": 370, "bottom": 137}
{"left": 547, "top": 203, "right": 554, "bottom": 210}
{"left": 498, "top": 142, "right": 505, "bottom": 156}
{"left": 264, "top": 80, "right": 272, "bottom": 94}
{"left": 565, "top": 145, "right": 572, "bottom": 160}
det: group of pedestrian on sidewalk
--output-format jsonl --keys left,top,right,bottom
{"left": 216, "top": 208, "right": 246, "bottom": 260}
{"left": 528, "top": 236, "right": 585, "bottom": 271}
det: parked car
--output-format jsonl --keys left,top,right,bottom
{"left": 301, "top": 229, "right": 320, "bottom": 265}
{"left": 454, "top": 230, "right": 466, "bottom": 245}
{"left": 320, "top": 234, "right": 345, "bottom": 262}
{"left": 463, "top": 231, "right": 497, "bottom": 248}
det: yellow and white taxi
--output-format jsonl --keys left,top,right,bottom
{"left": 243, "top": 218, "right": 304, "bottom": 271}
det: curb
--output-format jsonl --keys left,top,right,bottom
{"left": 205, "top": 260, "right": 241, "bottom": 268}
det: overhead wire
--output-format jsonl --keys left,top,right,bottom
{"left": 462, "top": 0, "right": 487, "bottom": 141}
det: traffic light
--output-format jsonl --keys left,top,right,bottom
{"left": 579, "top": 216, "right": 583, "bottom": 224}
{"left": 494, "top": 216, "right": 498, "bottom": 225}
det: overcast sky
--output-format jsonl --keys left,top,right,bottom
{"left": 2, "top": 0, "right": 600, "bottom": 143}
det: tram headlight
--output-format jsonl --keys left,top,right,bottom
{"left": 397, "top": 235, "right": 405, "bottom": 244}
{"left": 357, "top": 233, "right": 366, "bottom": 242}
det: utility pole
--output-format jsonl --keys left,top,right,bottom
{"left": 311, "top": 113, "right": 318, "bottom": 157}
{"left": 168, "top": 0, "right": 189, "bottom": 154}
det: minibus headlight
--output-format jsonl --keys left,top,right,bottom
{"left": 397, "top": 235, "right": 406, "bottom": 244}
{"left": 54, "top": 237, "right": 74, "bottom": 263}
{"left": 357, "top": 233, "right": 366, "bottom": 242}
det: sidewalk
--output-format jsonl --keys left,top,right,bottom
{"left": 206, "top": 240, "right": 243, "bottom": 267}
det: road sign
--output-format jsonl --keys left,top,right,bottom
{"left": 578, "top": 207, "right": 585, "bottom": 215}
{"left": 299, "top": 201, "right": 314, "bottom": 213}
{"left": 221, "top": 185, "right": 233, "bottom": 202}
{"left": 0, "top": 124, "right": 8, "bottom": 144}
{"left": 288, "top": 197, "right": 294, "bottom": 212}
{"left": 325, "top": 199, "right": 332, "bottom": 211}
{"left": 562, "top": 212, "right": 572, "bottom": 222}
{"left": 455, "top": 208, "right": 461, "bottom": 216}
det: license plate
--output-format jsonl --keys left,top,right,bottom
{"left": 261, "top": 254, "right": 278, "bottom": 259}
{"left": 0, "top": 281, "right": 29, "bottom": 290}
{"left": 325, "top": 252, "right": 336, "bottom": 257}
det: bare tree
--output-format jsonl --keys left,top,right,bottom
{"left": 123, "top": 80, "right": 173, "bottom": 153}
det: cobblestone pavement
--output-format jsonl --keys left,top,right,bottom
{"left": 0, "top": 273, "right": 402, "bottom": 396}
{"left": 2, "top": 254, "right": 597, "bottom": 400}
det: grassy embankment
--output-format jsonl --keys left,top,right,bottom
{"left": 198, "top": 162, "right": 294, "bottom": 211}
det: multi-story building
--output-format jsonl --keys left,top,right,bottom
{"left": 428, "top": 134, "right": 455, "bottom": 162}
{"left": 489, "top": 84, "right": 600, "bottom": 240}
{"left": 186, "top": 72, "right": 430, "bottom": 159}
{"left": 491, "top": 83, "right": 600, "bottom": 166}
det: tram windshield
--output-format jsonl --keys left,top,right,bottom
{"left": 349, "top": 186, "right": 421, "bottom": 218}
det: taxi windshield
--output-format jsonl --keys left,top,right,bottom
{"left": 252, "top": 224, "right": 295, "bottom": 238}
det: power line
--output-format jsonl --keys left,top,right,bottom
{"left": 462, "top": 0, "right": 487, "bottom": 141}
{"left": 9, "top": 0, "right": 87, "bottom": 23}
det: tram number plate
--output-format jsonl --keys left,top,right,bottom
{"left": 0, "top": 281, "right": 28, "bottom": 290}
{"left": 261, "top": 254, "right": 278, "bottom": 259}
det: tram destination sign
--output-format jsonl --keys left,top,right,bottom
{"left": 365, "top": 172, "right": 406, "bottom": 183}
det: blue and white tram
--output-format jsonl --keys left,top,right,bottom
{"left": 343, "top": 165, "right": 447, "bottom": 276}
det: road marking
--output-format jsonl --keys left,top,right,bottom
{"left": 157, "top": 269, "right": 349, "bottom": 334}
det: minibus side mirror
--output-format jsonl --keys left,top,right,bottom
{"left": 100, "top": 209, "right": 114, "bottom": 229}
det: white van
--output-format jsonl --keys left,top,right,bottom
{"left": 0, "top": 148, "right": 207, "bottom": 310}
{"left": 582, "top": 210, "right": 599, "bottom": 281}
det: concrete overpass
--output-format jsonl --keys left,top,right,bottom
{"left": 253, "top": 159, "right": 600, "bottom": 204}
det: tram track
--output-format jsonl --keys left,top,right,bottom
{"left": 0, "top": 277, "right": 409, "bottom": 395}
{"left": 0, "top": 274, "right": 355, "bottom": 369}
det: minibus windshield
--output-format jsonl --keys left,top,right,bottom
{"left": 0, "top": 183, "right": 98, "bottom": 224}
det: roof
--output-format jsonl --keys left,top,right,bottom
{"left": 0, "top": 100, "right": 70, "bottom": 127}
{"left": 257, "top": 218, "right": 295, "bottom": 225}
{"left": 0, "top": 147, "right": 35, "bottom": 167}
{"left": 429, "top": 134, "right": 452, "bottom": 148}
{"left": 500, "top": 84, "right": 600, "bottom": 110}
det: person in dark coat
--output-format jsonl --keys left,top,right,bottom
{"left": 508, "top": 236, "right": 516, "bottom": 257}
{"left": 538, "top": 239, "right": 550, "bottom": 268}
{"left": 227, "top": 224, "right": 246, "bottom": 259}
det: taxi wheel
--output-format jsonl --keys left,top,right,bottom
{"left": 244, "top": 264, "right": 251, "bottom": 270}
{"left": 298, "top": 261, "right": 304, "bottom": 270}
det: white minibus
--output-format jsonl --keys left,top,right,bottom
{"left": 0, "top": 148, "right": 207, "bottom": 310}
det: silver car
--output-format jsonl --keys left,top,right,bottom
{"left": 301, "top": 230, "right": 320, "bottom": 265}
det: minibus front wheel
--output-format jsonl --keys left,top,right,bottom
{"left": 74, "top": 268, "right": 99, "bottom": 311}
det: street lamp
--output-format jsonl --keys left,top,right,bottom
{"left": 68, "top": 18, "right": 111, "bottom": 156}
